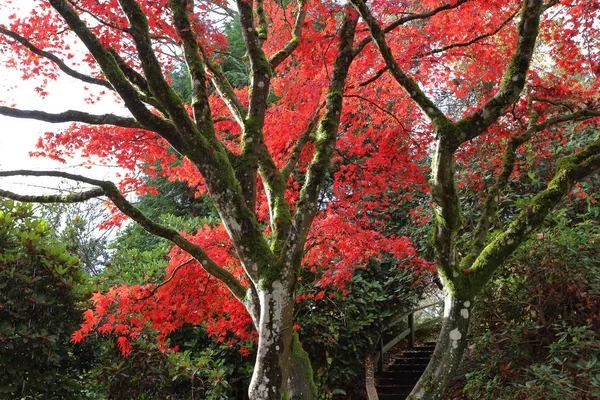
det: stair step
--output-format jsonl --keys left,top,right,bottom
{"left": 377, "top": 384, "right": 414, "bottom": 394}
{"left": 400, "top": 350, "right": 433, "bottom": 357}
{"left": 381, "top": 370, "right": 424, "bottom": 380}
{"left": 374, "top": 343, "right": 437, "bottom": 399}
{"left": 388, "top": 364, "right": 427, "bottom": 372}
{"left": 378, "top": 394, "right": 409, "bottom": 400}
{"left": 379, "top": 375, "right": 420, "bottom": 385}
{"left": 394, "top": 356, "right": 431, "bottom": 363}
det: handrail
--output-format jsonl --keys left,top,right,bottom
{"left": 364, "top": 300, "right": 443, "bottom": 400}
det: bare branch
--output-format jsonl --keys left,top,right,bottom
{"left": 0, "top": 106, "right": 143, "bottom": 128}
{"left": 0, "top": 187, "right": 104, "bottom": 203}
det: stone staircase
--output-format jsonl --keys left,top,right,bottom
{"left": 376, "top": 342, "right": 436, "bottom": 399}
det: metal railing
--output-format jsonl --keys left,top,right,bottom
{"left": 365, "top": 300, "right": 443, "bottom": 400}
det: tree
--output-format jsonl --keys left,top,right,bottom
{"left": 1, "top": 1, "right": 599, "bottom": 399}
{"left": 0, "top": 1, "right": 403, "bottom": 398}
{"left": 345, "top": 0, "right": 600, "bottom": 398}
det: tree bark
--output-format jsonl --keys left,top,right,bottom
{"left": 408, "top": 284, "right": 472, "bottom": 399}
{"left": 287, "top": 331, "right": 317, "bottom": 400}
{"left": 248, "top": 281, "right": 296, "bottom": 400}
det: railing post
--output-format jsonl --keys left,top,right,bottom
{"left": 377, "top": 335, "right": 384, "bottom": 373}
{"left": 408, "top": 312, "right": 415, "bottom": 349}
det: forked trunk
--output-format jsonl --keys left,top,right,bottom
{"left": 408, "top": 289, "right": 473, "bottom": 399}
{"left": 248, "top": 281, "right": 295, "bottom": 400}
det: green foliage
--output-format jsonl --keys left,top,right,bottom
{"left": 464, "top": 213, "right": 600, "bottom": 400}
{"left": 94, "top": 326, "right": 253, "bottom": 400}
{"left": 39, "top": 200, "right": 112, "bottom": 276}
{"left": 221, "top": 19, "right": 249, "bottom": 89}
{"left": 0, "top": 200, "right": 93, "bottom": 399}
{"left": 296, "top": 260, "right": 420, "bottom": 399}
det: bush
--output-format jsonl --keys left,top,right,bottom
{"left": 0, "top": 200, "right": 93, "bottom": 399}
{"left": 464, "top": 215, "right": 600, "bottom": 400}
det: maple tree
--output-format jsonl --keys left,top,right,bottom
{"left": 1, "top": 0, "right": 600, "bottom": 398}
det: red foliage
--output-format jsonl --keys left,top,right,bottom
{"left": 2, "top": 0, "right": 599, "bottom": 354}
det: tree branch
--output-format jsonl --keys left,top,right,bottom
{"left": 350, "top": 0, "right": 451, "bottom": 131}
{"left": 118, "top": 0, "right": 200, "bottom": 140}
{"left": 466, "top": 107, "right": 600, "bottom": 266}
{"left": 47, "top": 0, "right": 181, "bottom": 146}
{"left": 355, "top": 10, "right": 514, "bottom": 89}
{"left": 203, "top": 57, "right": 248, "bottom": 127}
{"left": 0, "top": 27, "right": 113, "bottom": 90}
{"left": 269, "top": 0, "right": 307, "bottom": 70}
{"left": 352, "top": 0, "right": 471, "bottom": 57}
{"left": 0, "top": 187, "right": 105, "bottom": 203}
{"left": 281, "top": 102, "right": 324, "bottom": 182}
{"left": 170, "top": 0, "right": 218, "bottom": 137}
{"left": 457, "top": 0, "right": 545, "bottom": 144}
{"left": 0, "top": 106, "right": 143, "bottom": 128}
{"left": 0, "top": 170, "right": 247, "bottom": 299}
{"left": 467, "top": 132, "right": 600, "bottom": 293}
{"left": 418, "top": 10, "right": 516, "bottom": 58}
{"left": 284, "top": 7, "right": 358, "bottom": 273}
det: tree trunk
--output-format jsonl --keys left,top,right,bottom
{"left": 248, "top": 281, "right": 296, "bottom": 400}
{"left": 287, "top": 331, "right": 317, "bottom": 399}
{"left": 408, "top": 288, "right": 472, "bottom": 399}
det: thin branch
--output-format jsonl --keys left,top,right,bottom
{"left": 344, "top": 94, "right": 406, "bottom": 128}
{"left": 171, "top": 0, "right": 218, "bottom": 136}
{"left": 467, "top": 132, "right": 600, "bottom": 293}
{"left": 281, "top": 102, "right": 325, "bottom": 182}
{"left": 463, "top": 107, "right": 600, "bottom": 269}
{"left": 457, "top": 0, "right": 545, "bottom": 144}
{"left": 0, "top": 27, "right": 112, "bottom": 90}
{"left": 139, "top": 258, "right": 195, "bottom": 300}
{"left": 118, "top": 0, "right": 199, "bottom": 140}
{"left": 47, "top": 0, "right": 181, "bottom": 146}
{"left": 0, "top": 170, "right": 247, "bottom": 299}
{"left": 0, "top": 106, "right": 143, "bottom": 128}
{"left": 418, "top": 10, "right": 516, "bottom": 58}
{"left": 352, "top": 0, "right": 471, "bottom": 57}
{"left": 350, "top": 0, "right": 451, "bottom": 130}
{"left": 203, "top": 56, "right": 248, "bottom": 127}
{"left": 284, "top": 7, "right": 358, "bottom": 271}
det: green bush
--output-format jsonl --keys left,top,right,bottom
{"left": 465, "top": 215, "right": 600, "bottom": 400}
{"left": 0, "top": 200, "right": 93, "bottom": 399}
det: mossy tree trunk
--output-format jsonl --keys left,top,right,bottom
{"left": 409, "top": 286, "right": 472, "bottom": 399}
